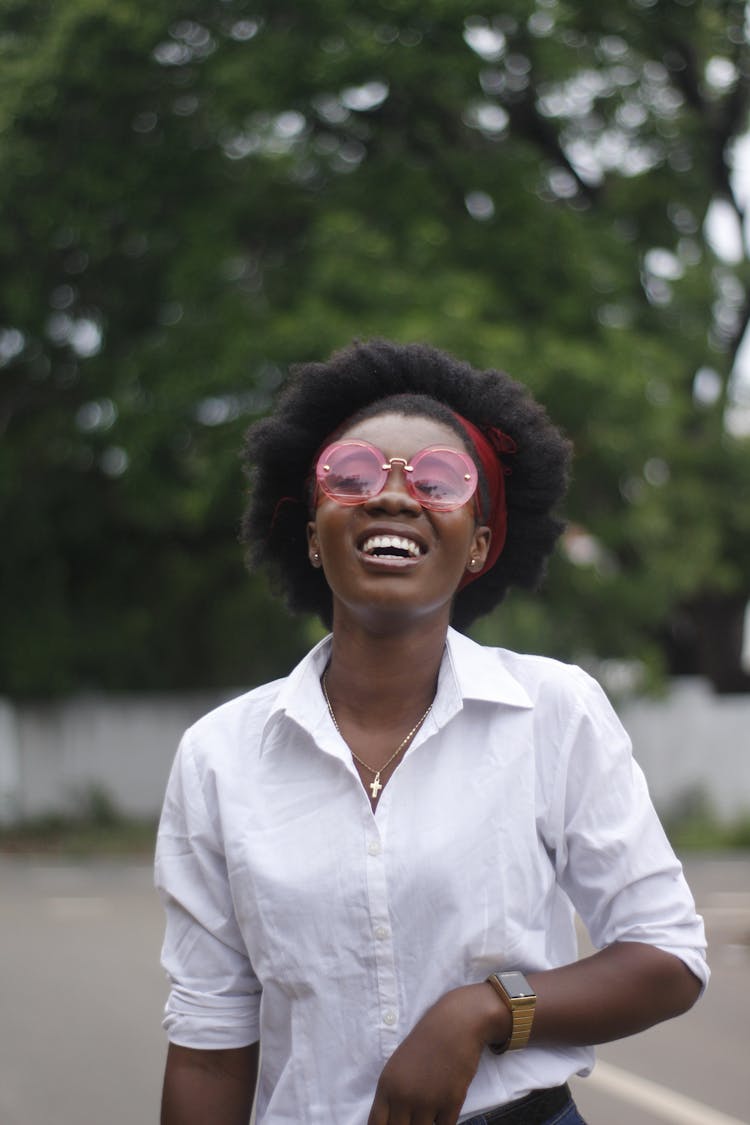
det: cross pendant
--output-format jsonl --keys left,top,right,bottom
{"left": 369, "top": 773, "right": 383, "bottom": 799}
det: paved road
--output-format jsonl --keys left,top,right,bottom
{"left": 570, "top": 853, "right": 750, "bottom": 1125}
{"left": 1, "top": 853, "right": 747, "bottom": 1125}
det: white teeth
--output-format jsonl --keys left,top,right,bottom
{"left": 361, "top": 535, "right": 422, "bottom": 558}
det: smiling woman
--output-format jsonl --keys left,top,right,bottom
{"left": 307, "top": 412, "right": 492, "bottom": 635}
{"left": 155, "top": 339, "right": 708, "bottom": 1125}
{"left": 240, "top": 345, "right": 564, "bottom": 631}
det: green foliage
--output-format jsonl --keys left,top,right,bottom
{"left": 1, "top": 0, "right": 749, "bottom": 692}
{"left": 0, "top": 801, "right": 158, "bottom": 857}
{"left": 662, "top": 787, "right": 750, "bottom": 852}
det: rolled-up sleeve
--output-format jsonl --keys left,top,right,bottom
{"left": 155, "top": 731, "right": 261, "bottom": 1048}
{"left": 548, "top": 669, "right": 710, "bottom": 991}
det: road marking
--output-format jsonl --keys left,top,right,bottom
{"left": 588, "top": 1060, "right": 747, "bottom": 1125}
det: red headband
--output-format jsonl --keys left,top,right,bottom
{"left": 452, "top": 412, "right": 516, "bottom": 588}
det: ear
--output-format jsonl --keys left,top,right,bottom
{"left": 307, "top": 521, "right": 323, "bottom": 568}
{"left": 466, "top": 525, "right": 491, "bottom": 574}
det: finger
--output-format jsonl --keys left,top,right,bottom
{"left": 434, "top": 1100, "right": 463, "bottom": 1125}
{"left": 385, "top": 1106, "right": 413, "bottom": 1125}
{"left": 368, "top": 1090, "right": 413, "bottom": 1125}
{"left": 412, "top": 1109, "right": 443, "bottom": 1125}
{"left": 366, "top": 1093, "right": 388, "bottom": 1125}
{"left": 394, "top": 1099, "right": 445, "bottom": 1125}
{"left": 369, "top": 1095, "right": 425, "bottom": 1125}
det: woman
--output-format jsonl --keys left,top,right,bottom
{"left": 156, "top": 339, "right": 707, "bottom": 1125}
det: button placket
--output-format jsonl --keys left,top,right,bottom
{"left": 364, "top": 824, "right": 400, "bottom": 1045}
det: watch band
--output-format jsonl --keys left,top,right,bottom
{"left": 486, "top": 970, "right": 536, "bottom": 1053}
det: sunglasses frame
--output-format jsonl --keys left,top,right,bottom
{"left": 315, "top": 439, "right": 479, "bottom": 512}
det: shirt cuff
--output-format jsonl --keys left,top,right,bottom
{"left": 163, "top": 985, "right": 261, "bottom": 1049}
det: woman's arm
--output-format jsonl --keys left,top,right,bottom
{"left": 161, "top": 1042, "right": 259, "bottom": 1125}
{"left": 367, "top": 942, "right": 701, "bottom": 1125}
{"left": 156, "top": 734, "right": 262, "bottom": 1125}
{"left": 528, "top": 940, "right": 701, "bottom": 1045}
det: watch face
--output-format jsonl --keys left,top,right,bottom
{"left": 499, "top": 971, "right": 533, "bottom": 998}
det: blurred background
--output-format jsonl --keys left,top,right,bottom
{"left": 1, "top": 0, "right": 749, "bottom": 836}
{"left": 0, "top": 5, "right": 749, "bottom": 1123}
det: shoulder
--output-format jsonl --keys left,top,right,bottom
{"left": 177, "top": 635, "right": 332, "bottom": 776}
{"left": 481, "top": 648, "right": 634, "bottom": 793}
{"left": 179, "top": 677, "right": 288, "bottom": 775}
{"left": 448, "top": 627, "right": 605, "bottom": 717}
{"left": 499, "top": 648, "right": 604, "bottom": 708}
{"left": 188, "top": 677, "right": 287, "bottom": 736}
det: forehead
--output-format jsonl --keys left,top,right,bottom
{"left": 339, "top": 412, "right": 470, "bottom": 457}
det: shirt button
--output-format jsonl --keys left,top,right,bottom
{"left": 383, "top": 1010, "right": 396, "bottom": 1026}
{"left": 367, "top": 839, "right": 381, "bottom": 856}
{"left": 374, "top": 925, "right": 389, "bottom": 940}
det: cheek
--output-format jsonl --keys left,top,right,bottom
{"left": 442, "top": 510, "right": 479, "bottom": 550}
{"left": 310, "top": 506, "right": 354, "bottom": 561}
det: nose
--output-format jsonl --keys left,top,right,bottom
{"left": 364, "top": 461, "right": 421, "bottom": 513}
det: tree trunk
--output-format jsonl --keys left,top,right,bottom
{"left": 665, "top": 593, "right": 750, "bottom": 694}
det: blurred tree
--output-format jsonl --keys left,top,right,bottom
{"left": 0, "top": 0, "right": 748, "bottom": 693}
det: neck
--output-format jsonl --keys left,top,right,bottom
{"left": 324, "top": 614, "right": 448, "bottom": 723}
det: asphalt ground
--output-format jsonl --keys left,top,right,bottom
{"left": 1, "top": 852, "right": 747, "bottom": 1125}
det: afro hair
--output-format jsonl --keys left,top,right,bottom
{"left": 240, "top": 339, "right": 572, "bottom": 630}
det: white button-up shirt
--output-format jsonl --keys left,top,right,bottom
{"left": 155, "top": 628, "right": 708, "bottom": 1123}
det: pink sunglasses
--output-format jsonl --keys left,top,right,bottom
{"left": 315, "top": 439, "right": 479, "bottom": 512}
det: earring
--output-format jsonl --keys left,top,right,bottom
{"left": 469, "top": 557, "right": 478, "bottom": 569}
{"left": 311, "top": 552, "right": 320, "bottom": 565}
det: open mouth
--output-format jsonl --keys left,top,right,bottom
{"left": 360, "top": 534, "right": 423, "bottom": 560}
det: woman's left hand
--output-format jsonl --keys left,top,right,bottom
{"left": 367, "top": 983, "right": 508, "bottom": 1125}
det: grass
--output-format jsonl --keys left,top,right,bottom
{"left": 0, "top": 788, "right": 157, "bottom": 858}
{"left": 0, "top": 814, "right": 157, "bottom": 855}
{"left": 0, "top": 815, "right": 157, "bottom": 857}
{"left": 661, "top": 786, "right": 750, "bottom": 851}
{"left": 664, "top": 811, "right": 750, "bottom": 852}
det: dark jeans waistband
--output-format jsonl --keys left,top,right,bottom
{"left": 464, "top": 1083, "right": 573, "bottom": 1125}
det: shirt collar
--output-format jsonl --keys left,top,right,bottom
{"left": 436, "top": 626, "right": 533, "bottom": 716}
{"left": 260, "top": 634, "right": 334, "bottom": 756}
{"left": 260, "top": 626, "right": 532, "bottom": 756}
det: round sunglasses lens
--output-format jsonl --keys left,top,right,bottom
{"left": 409, "top": 449, "right": 477, "bottom": 509}
{"left": 317, "top": 442, "right": 384, "bottom": 501}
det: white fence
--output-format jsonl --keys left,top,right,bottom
{"left": 0, "top": 678, "right": 748, "bottom": 826}
{"left": 618, "top": 678, "right": 750, "bottom": 825}
{"left": 0, "top": 690, "right": 231, "bottom": 825}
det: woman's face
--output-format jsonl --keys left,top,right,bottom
{"left": 307, "top": 412, "right": 491, "bottom": 633}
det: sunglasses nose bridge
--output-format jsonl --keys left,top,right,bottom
{"left": 383, "top": 458, "right": 415, "bottom": 495}
{"left": 382, "top": 456, "right": 413, "bottom": 473}
{"left": 367, "top": 456, "right": 420, "bottom": 508}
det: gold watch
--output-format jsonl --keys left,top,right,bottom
{"left": 486, "top": 970, "right": 536, "bottom": 1053}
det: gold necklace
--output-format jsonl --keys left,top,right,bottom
{"left": 321, "top": 672, "right": 432, "bottom": 801}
